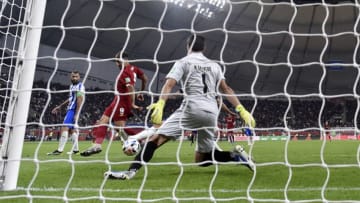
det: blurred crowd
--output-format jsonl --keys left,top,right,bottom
{"left": 28, "top": 81, "right": 357, "bottom": 130}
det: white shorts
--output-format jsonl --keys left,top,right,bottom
{"left": 157, "top": 108, "right": 217, "bottom": 153}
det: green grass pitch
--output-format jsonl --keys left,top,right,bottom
{"left": 0, "top": 140, "right": 359, "bottom": 202}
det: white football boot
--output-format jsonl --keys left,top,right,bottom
{"left": 104, "top": 170, "right": 136, "bottom": 180}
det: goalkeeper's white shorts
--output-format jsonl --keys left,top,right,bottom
{"left": 157, "top": 108, "right": 217, "bottom": 153}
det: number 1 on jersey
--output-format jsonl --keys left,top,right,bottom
{"left": 202, "top": 73, "right": 208, "bottom": 93}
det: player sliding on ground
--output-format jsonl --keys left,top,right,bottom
{"left": 104, "top": 34, "right": 256, "bottom": 180}
{"left": 121, "top": 97, "right": 236, "bottom": 155}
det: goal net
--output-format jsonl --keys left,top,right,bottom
{"left": 1, "top": 0, "right": 360, "bottom": 202}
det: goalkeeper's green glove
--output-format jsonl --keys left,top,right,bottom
{"left": 236, "top": 104, "right": 256, "bottom": 128}
{"left": 148, "top": 99, "right": 165, "bottom": 125}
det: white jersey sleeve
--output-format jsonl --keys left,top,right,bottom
{"left": 166, "top": 60, "right": 185, "bottom": 82}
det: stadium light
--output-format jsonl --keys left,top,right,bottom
{"left": 164, "top": 0, "right": 227, "bottom": 18}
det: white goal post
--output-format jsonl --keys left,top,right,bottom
{"left": 0, "top": 0, "right": 47, "bottom": 190}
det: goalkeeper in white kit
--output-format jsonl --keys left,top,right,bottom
{"left": 105, "top": 34, "right": 256, "bottom": 180}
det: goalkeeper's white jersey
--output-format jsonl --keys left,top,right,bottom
{"left": 166, "top": 52, "right": 224, "bottom": 113}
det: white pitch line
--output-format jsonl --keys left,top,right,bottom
{"left": 15, "top": 187, "right": 360, "bottom": 193}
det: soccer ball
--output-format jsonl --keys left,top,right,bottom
{"left": 122, "top": 139, "right": 141, "bottom": 156}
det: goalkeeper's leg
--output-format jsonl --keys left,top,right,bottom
{"left": 130, "top": 127, "right": 157, "bottom": 141}
{"left": 128, "top": 134, "right": 169, "bottom": 171}
{"left": 196, "top": 132, "right": 254, "bottom": 171}
{"left": 104, "top": 134, "right": 169, "bottom": 180}
{"left": 195, "top": 147, "right": 255, "bottom": 171}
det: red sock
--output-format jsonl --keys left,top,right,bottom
{"left": 94, "top": 126, "right": 107, "bottom": 144}
{"left": 124, "top": 128, "right": 137, "bottom": 135}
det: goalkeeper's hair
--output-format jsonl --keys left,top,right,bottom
{"left": 187, "top": 34, "right": 205, "bottom": 52}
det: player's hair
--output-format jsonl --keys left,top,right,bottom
{"left": 115, "top": 51, "right": 129, "bottom": 60}
{"left": 71, "top": 70, "right": 80, "bottom": 74}
{"left": 187, "top": 35, "right": 205, "bottom": 52}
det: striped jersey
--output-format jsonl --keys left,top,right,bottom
{"left": 166, "top": 52, "right": 224, "bottom": 112}
{"left": 67, "top": 82, "right": 85, "bottom": 110}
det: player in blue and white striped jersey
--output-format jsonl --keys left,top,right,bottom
{"left": 47, "top": 71, "right": 85, "bottom": 155}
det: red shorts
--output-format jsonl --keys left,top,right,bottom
{"left": 103, "top": 98, "right": 132, "bottom": 121}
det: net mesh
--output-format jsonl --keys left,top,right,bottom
{"left": 0, "top": 0, "right": 359, "bottom": 202}
{"left": 0, "top": 0, "right": 26, "bottom": 137}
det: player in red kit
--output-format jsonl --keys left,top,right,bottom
{"left": 80, "top": 52, "right": 148, "bottom": 156}
{"left": 324, "top": 120, "right": 331, "bottom": 142}
{"left": 225, "top": 113, "right": 236, "bottom": 144}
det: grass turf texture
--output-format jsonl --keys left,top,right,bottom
{"left": 0, "top": 140, "right": 359, "bottom": 202}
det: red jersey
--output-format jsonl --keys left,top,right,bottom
{"left": 115, "top": 64, "right": 144, "bottom": 106}
{"left": 132, "top": 65, "right": 144, "bottom": 83}
{"left": 226, "top": 115, "right": 235, "bottom": 129}
{"left": 116, "top": 65, "right": 142, "bottom": 93}
{"left": 104, "top": 64, "right": 144, "bottom": 121}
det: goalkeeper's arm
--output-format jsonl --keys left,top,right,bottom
{"left": 219, "top": 79, "right": 256, "bottom": 127}
{"left": 216, "top": 97, "right": 237, "bottom": 116}
{"left": 159, "top": 78, "right": 176, "bottom": 101}
{"left": 148, "top": 78, "right": 177, "bottom": 124}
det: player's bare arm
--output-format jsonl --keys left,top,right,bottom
{"left": 219, "top": 79, "right": 255, "bottom": 127}
{"left": 218, "top": 80, "right": 241, "bottom": 107}
{"left": 159, "top": 78, "right": 177, "bottom": 102}
{"left": 137, "top": 73, "right": 148, "bottom": 101}
{"left": 52, "top": 99, "right": 69, "bottom": 114}
{"left": 221, "top": 103, "right": 237, "bottom": 116}
{"left": 216, "top": 97, "right": 236, "bottom": 116}
{"left": 127, "top": 84, "right": 141, "bottom": 110}
{"left": 75, "top": 91, "right": 84, "bottom": 121}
